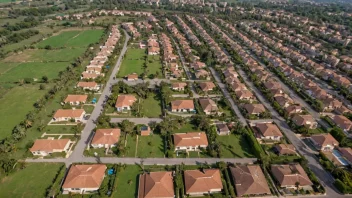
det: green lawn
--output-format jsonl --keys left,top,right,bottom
{"left": 136, "top": 135, "right": 165, "bottom": 158}
{"left": 0, "top": 84, "right": 47, "bottom": 139}
{"left": 83, "top": 105, "right": 95, "bottom": 114}
{"left": 0, "top": 62, "right": 69, "bottom": 83}
{"left": 45, "top": 125, "right": 78, "bottom": 134}
{"left": 0, "top": 62, "right": 20, "bottom": 74}
{"left": 146, "top": 55, "right": 162, "bottom": 78}
{"left": 3, "top": 34, "right": 44, "bottom": 52}
{"left": 217, "top": 134, "right": 255, "bottom": 158}
{"left": 0, "top": 163, "right": 64, "bottom": 198}
{"left": 36, "top": 29, "right": 103, "bottom": 48}
{"left": 124, "top": 134, "right": 137, "bottom": 157}
{"left": 140, "top": 93, "right": 162, "bottom": 118}
{"left": 112, "top": 165, "right": 141, "bottom": 198}
{"left": 117, "top": 48, "right": 145, "bottom": 77}
{"left": 173, "top": 122, "right": 202, "bottom": 133}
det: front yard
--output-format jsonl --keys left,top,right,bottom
{"left": 217, "top": 134, "right": 255, "bottom": 158}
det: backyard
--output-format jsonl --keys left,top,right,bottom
{"left": 217, "top": 134, "right": 255, "bottom": 158}
{"left": 0, "top": 163, "right": 64, "bottom": 198}
{"left": 140, "top": 93, "right": 162, "bottom": 117}
{"left": 112, "top": 165, "right": 141, "bottom": 198}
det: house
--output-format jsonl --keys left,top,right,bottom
{"left": 334, "top": 105, "right": 351, "bottom": 115}
{"left": 231, "top": 82, "right": 247, "bottom": 91}
{"left": 126, "top": 73, "right": 139, "bottom": 81}
{"left": 195, "top": 69, "right": 210, "bottom": 79}
{"left": 235, "top": 90, "right": 254, "bottom": 101}
{"left": 274, "top": 95, "right": 293, "bottom": 108}
{"left": 244, "top": 104, "right": 265, "bottom": 116}
{"left": 171, "top": 100, "right": 195, "bottom": 112}
{"left": 199, "top": 98, "right": 219, "bottom": 115}
{"left": 333, "top": 115, "right": 352, "bottom": 132}
{"left": 140, "top": 125, "right": 151, "bottom": 136}
{"left": 62, "top": 164, "right": 107, "bottom": 194}
{"left": 274, "top": 144, "right": 297, "bottom": 155}
{"left": 30, "top": 139, "right": 71, "bottom": 156}
{"left": 216, "top": 123, "right": 230, "bottom": 135}
{"left": 172, "top": 82, "right": 187, "bottom": 91}
{"left": 138, "top": 171, "right": 174, "bottom": 198}
{"left": 255, "top": 123, "right": 283, "bottom": 141}
{"left": 184, "top": 169, "right": 223, "bottom": 196}
{"left": 64, "top": 95, "right": 88, "bottom": 105}
{"left": 198, "top": 82, "right": 216, "bottom": 92}
{"left": 173, "top": 132, "right": 208, "bottom": 151}
{"left": 310, "top": 134, "right": 339, "bottom": 151}
{"left": 81, "top": 72, "right": 100, "bottom": 80}
{"left": 230, "top": 165, "right": 271, "bottom": 197}
{"left": 337, "top": 147, "right": 352, "bottom": 165}
{"left": 291, "top": 114, "right": 317, "bottom": 129}
{"left": 115, "top": 95, "right": 137, "bottom": 112}
{"left": 285, "top": 104, "right": 303, "bottom": 116}
{"left": 77, "top": 82, "right": 100, "bottom": 91}
{"left": 91, "top": 128, "right": 121, "bottom": 148}
{"left": 271, "top": 164, "right": 312, "bottom": 189}
{"left": 53, "top": 109, "right": 85, "bottom": 122}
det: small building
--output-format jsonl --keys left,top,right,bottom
{"left": 244, "top": 104, "right": 265, "bottom": 116}
{"left": 76, "top": 82, "right": 100, "bottom": 91}
{"left": 115, "top": 95, "right": 137, "bottom": 112}
{"left": 216, "top": 123, "right": 230, "bottom": 135}
{"left": 230, "top": 165, "right": 271, "bottom": 197}
{"left": 140, "top": 125, "right": 151, "bottom": 136}
{"left": 291, "top": 114, "right": 318, "bottom": 129}
{"left": 172, "top": 82, "right": 187, "bottom": 91}
{"left": 91, "top": 128, "right": 121, "bottom": 148}
{"left": 310, "top": 134, "right": 339, "bottom": 151}
{"left": 199, "top": 98, "right": 219, "bottom": 115}
{"left": 53, "top": 109, "right": 85, "bottom": 122}
{"left": 138, "top": 171, "right": 174, "bottom": 198}
{"left": 126, "top": 73, "right": 139, "bottom": 81}
{"left": 274, "top": 144, "right": 297, "bottom": 155}
{"left": 171, "top": 100, "right": 195, "bottom": 112}
{"left": 30, "top": 139, "right": 71, "bottom": 156}
{"left": 255, "top": 123, "right": 283, "bottom": 141}
{"left": 271, "top": 164, "right": 313, "bottom": 189}
{"left": 235, "top": 90, "right": 254, "bottom": 101}
{"left": 184, "top": 169, "right": 223, "bottom": 196}
{"left": 173, "top": 132, "right": 208, "bottom": 151}
{"left": 64, "top": 95, "right": 88, "bottom": 105}
{"left": 333, "top": 115, "right": 352, "bottom": 132}
{"left": 198, "top": 82, "right": 216, "bottom": 92}
{"left": 62, "top": 164, "right": 107, "bottom": 194}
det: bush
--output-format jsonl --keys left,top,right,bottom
{"left": 334, "top": 179, "right": 352, "bottom": 194}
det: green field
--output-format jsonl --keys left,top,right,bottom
{"left": 124, "top": 134, "right": 137, "bottom": 157}
{"left": 112, "top": 165, "right": 141, "bottom": 198}
{"left": 146, "top": 55, "right": 162, "bottom": 78}
{"left": 0, "top": 62, "right": 69, "bottom": 83}
{"left": 0, "top": 85, "right": 47, "bottom": 139}
{"left": 141, "top": 93, "right": 162, "bottom": 117}
{"left": 117, "top": 48, "right": 145, "bottom": 77}
{"left": 136, "top": 135, "right": 164, "bottom": 158}
{"left": 37, "top": 29, "right": 103, "bottom": 48}
{"left": 0, "top": 163, "right": 64, "bottom": 198}
{"left": 173, "top": 122, "right": 202, "bottom": 133}
{"left": 0, "top": 62, "right": 20, "bottom": 74}
{"left": 217, "top": 134, "right": 255, "bottom": 158}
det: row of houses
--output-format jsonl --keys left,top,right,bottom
{"left": 159, "top": 31, "right": 183, "bottom": 78}
{"left": 121, "top": 22, "right": 140, "bottom": 39}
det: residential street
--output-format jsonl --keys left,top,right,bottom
{"left": 67, "top": 30, "right": 130, "bottom": 164}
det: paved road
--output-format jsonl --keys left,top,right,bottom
{"left": 209, "top": 67, "right": 247, "bottom": 125}
{"left": 67, "top": 30, "right": 131, "bottom": 164}
{"left": 110, "top": 118, "right": 163, "bottom": 125}
{"left": 25, "top": 157, "right": 257, "bottom": 166}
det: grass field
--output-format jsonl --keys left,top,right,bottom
{"left": 217, "top": 134, "right": 255, "bottom": 158}
{"left": 45, "top": 125, "right": 78, "bottom": 134}
{"left": 173, "top": 122, "right": 202, "bottom": 133}
{"left": 146, "top": 55, "right": 162, "bottom": 78}
{"left": 112, "top": 165, "right": 141, "bottom": 198}
{"left": 3, "top": 34, "right": 43, "bottom": 53}
{"left": 0, "top": 163, "right": 64, "bottom": 198}
{"left": 117, "top": 48, "right": 145, "bottom": 77}
{"left": 0, "top": 62, "right": 69, "bottom": 83}
{"left": 136, "top": 135, "right": 164, "bottom": 158}
{"left": 36, "top": 30, "right": 103, "bottom": 48}
{"left": 0, "top": 85, "right": 47, "bottom": 139}
{"left": 141, "top": 93, "right": 162, "bottom": 117}
{"left": 0, "top": 62, "right": 20, "bottom": 74}
{"left": 124, "top": 134, "right": 137, "bottom": 157}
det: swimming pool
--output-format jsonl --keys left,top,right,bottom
{"left": 332, "top": 149, "right": 349, "bottom": 166}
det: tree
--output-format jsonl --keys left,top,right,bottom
{"left": 39, "top": 84, "right": 46, "bottom": 90}
{"left": 120, "top": 120, "right": 135, "bottom": 135}
{"left": 42, "top": 76, "right": 48, "bottom": 83}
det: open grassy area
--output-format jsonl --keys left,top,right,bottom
{"left": 217, "top": 134, "right": 255, "bottom": 158}
{"left": 0, "top": 84, "right": 47, "bottom": 139}
{"left": 0, "top": 62, "right": 20, "bottom": 74}
{"left": 124, "top": 134, "right": 137, "bottom": 157}
{"left": 0, "top": 163, "right": 64, "bottom": 198}
{"left": 172, "top": 122, "right": 202, "bottom": 133}
{"left": 112, "top": 165, "right": 141, "bottom": 198}
{"left": 140, "top": 93, "right": 162, "bottom": 118}
{"left": 45, "top": 125, "right": 78, "bottom": 134}
{"left": 36, "top": 29, "right": 103, "bottom": 48}
{"left": 136, "top": 135, "right": 165, "bottom": 158}
{"left": 117, "top": 48, "right": 145, "bottom": 77}
{"left": 146, "top": 55, "right": 162, "bottom": 78}
{"left": 0, "top": 62, "right": 69, "bottom": 83}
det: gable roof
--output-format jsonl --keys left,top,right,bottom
{"left": 173, "top": 132, "right": 208, "bottom": 147}
{"left": 53, "top": 109, "right": 85, "bottom": 118}
{"left": 64, "top": 95, "right": 88, "bottom": 103}
{"left": 115, "top": 95, "right": 137, "bottom": 108}
{"left": 244, "top": 104, "right": 265, "bottom": 114}
{"left": 256, "top": 123, "right": 283, "bottom": 137}
{"left": 271, "top": 164, "right": 312, "bottom": 187}
{"left": 199, "top": 98, "right": 218, "bottom": 112}
{"left": 171, "top": 100, "right": 194, "bottom": 110}
{"left": 91, "top": 128, "right": 121, "bottom": 146}
{"left": 172, "top": 82, "right": 187, "bottom": 89}
{"left": 230, "top": 165, "right": 271, "bottom": 196}
{"left": 184, "top": 169, "right": 223, "bottom": 194}
{"left": 198, "top": 82, "right": 216, "bottom": 91}
{"left": 333, "top": 115, "right": 352, "bottom": 131}
{"left": 30, "top": 139, "right": 70, "bottom": 152}
{"left": 274, "top": 144, "right": 297, "bottom": 155}
{"left": 138, "top": 172, "right": 174, "bottom": 198}
{"left": 310, "top": 134, "right": 338, "bottom": 147}
{"left": 62, "top": 164, "right": 107, "bottom": 189}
